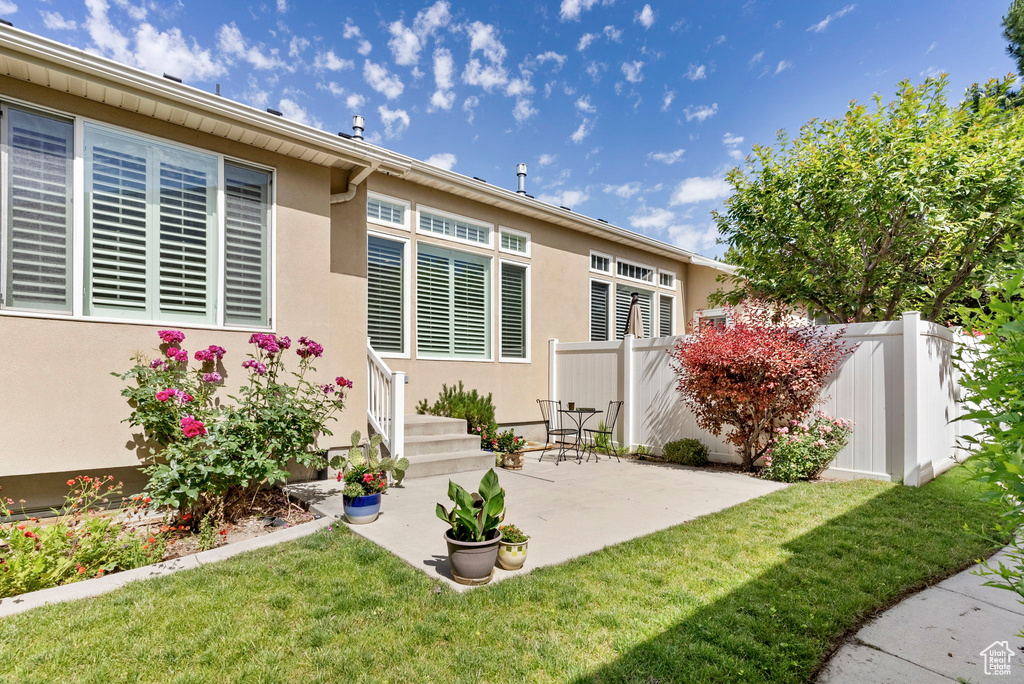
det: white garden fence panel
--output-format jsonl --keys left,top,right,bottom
{"left": 549, "top": 312, "right": 975, "bottom": 485}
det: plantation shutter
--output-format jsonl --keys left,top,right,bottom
{"left": 659, "top": 295, "right": 673, "bottom": 336}
{"left": 615, "top": 285, "right": 652, "bottom": 339}
{"left": 590, "top": 280, "right": 609, "bottom": 341}
{"left": 453, "top": 254, "right": 488, "bottom": 357}
{"left": 224, "top": 163, "right": 270, "bottom": 327}
{"left": 367, "top": 235, "right": 404, "bottom": 353}
{"left": 3, "top": 106, "right": 74, "bottom": 312}
{"left": 500, "top": 262, "right": 527, "bottom": 358}
{"left": 416, "top": 247, "right": 452, "bottom": 355}
{"left": 416, "top": 244, "right": 490, "bottom": 358}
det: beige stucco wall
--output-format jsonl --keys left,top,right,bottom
{"left": 0, "top": 77, "right": 365, "bottom": 508}
{"left": 684, "top": 263, "right": 729, "bottom": 331}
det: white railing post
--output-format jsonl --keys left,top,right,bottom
{"left": 391, "top": 371, "right": 405, "bottom": 459}
{"left": 622, "top": 334, "right": 635, "bottom": 450}
{"left": 366, "top": 337, "right": 404, "bottom": 459}
{"left": 548, "top": 338, "right": 559, "bottom": 400}
{"left": 902, "top": 312, "right": 923, "bottom": 486}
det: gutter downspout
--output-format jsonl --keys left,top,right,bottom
{"left": 331, "top": 159, "right": 380, "bottom": 204}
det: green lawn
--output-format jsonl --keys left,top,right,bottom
{"left": 0, "top": 465, "right": 1007, "bottom": 684}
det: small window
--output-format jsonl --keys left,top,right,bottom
{"left": 418, "top": 208, "right": 490, "bottom": 246}
{"left": 500, "top": 261, "right": 528, "bottom": 359}
{"left": 367, "top": 193, "right": 408, "bottom": 229}
{"left": 499, "top": 228, "right": 530, "bottom": 256}
{"left": 659, "top": 294, "right": 674, "bottom": 336}
{"left": 590, "top": 280, "right": 610, "bottom": 341}
{"left": 697, "top": 308, "right": 728, "bottom": 330}
{"left": 617, "top": 259, "right": 654, "bottom": 284}
{"left": 659, "top": 271, "right": 675, "bottom": 289}
{"left": 590, "top": 251, "right": 611, "bottom": 274}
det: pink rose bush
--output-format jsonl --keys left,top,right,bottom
{"left": 115, "top": 330, "right": 351, "bottom": 520}
{"left": 761, "top": 411, "right": 853, "bottom": 483}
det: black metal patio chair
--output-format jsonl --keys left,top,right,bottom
{"left": 537, "top": 399, "right": 579, "bottom": 465}
{"left": 582, "top": 400, "right": 624, "bottom": 462}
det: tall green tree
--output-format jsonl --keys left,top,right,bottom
{"left": 714, "top": 76, "right": 1024, "bottom": 324}
{"left": 1005, "top": 0, "right": 1024, "bottom": 76}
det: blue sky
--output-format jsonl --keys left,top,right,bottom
{"left": 7, "top": 0, "right": 1017, "bottom": 258}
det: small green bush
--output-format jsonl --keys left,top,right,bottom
{"left": 416, "top": 381, "right": 496, "bottom": 432}
{"left": 662, "top": 439, "right": 710, "bottom": 466}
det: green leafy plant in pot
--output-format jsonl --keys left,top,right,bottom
{"left": 436, "top": 469, "right": 505, "bottom": 585}
{"left": 495, "top": 429, "right": 527, "bottom": 470}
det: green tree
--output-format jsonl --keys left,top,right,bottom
{"left": 1005, "top": 0, "right": 1024, "bottom": 77}
{"left": 714, "top": 76, "right": 1024, "bottom": 324}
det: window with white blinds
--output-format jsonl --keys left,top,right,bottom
{"left": 367, "top": 235, "right": 405, "bottom": 354}
{"left": 419, "top": 209, "right": 490, "bottom": 245}
{"left": 0, "top": 106, "right": 274, "bottom": 329}
{"left": 500, "top": 262, "right": 527, "bottom": 359}
{"left": 499, "top": 229, "right": 528, "bottom": 255}
{"left": 3, "top": 107, "right": 74, "bottom": 312}
{"left": 590, "top": 280, "right": 610, "bottom": 342}
{"left": 367, "top": 194, "right": 407, "bottom": 228}
{"left": 659, "top": 294, "right": 674, "bottom": 337}
{"left": 615, "top": 284, "right": 652, "bottom": 339}
{"left": 416, "top": 244, "right": 490, "bottom": 358}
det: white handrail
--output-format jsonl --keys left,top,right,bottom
{"left": 366, "top": 338, "right": 405, "bottom": 460}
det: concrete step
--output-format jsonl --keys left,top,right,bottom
{"left": 404, "top": 450, "right": 497, "bottom": 479}
{"left": 404, "top": 413, "right": 470, "bottom": 437}
{"left": 404, "top": 433, "right": 481, "bottom": 457}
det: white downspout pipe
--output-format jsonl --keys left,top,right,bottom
{"left": 330, "top": 159, "right": 380, "bottom": 204}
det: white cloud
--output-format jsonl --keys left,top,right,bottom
{"left": 535, "top": 51, "right": 568, "bottom": 70}
{"left": 466, "top": 21, "right": 506, "bottom": 63}
{"left": 621, "top": 60, "right": 644, "bottom": 83}
{"left": 425, "top": 152, "right": 457, "bottom": 170}
{"left": 604, "top": 182, "right": 642, "bottom": 198}
{"left": 537, "top": 153, "right": 557, "bottom": 167}
{"left": 635, "top": 4, "right": 655, "bottom": 28}
{"left": 288, "top": 36, "right": 309, "bottom": 58}
{"left": 920, "top": 65, "right": 944, "bottom": 79}
{"left": 462, "top": 59, "right": 508, "bottom": 91}
{"left": 313, "top": 50, "right": 354, "bottom": 71}
{"left": 463, "top": 95, "right": 480, "bottom": 123}
{"left": 217, "top": 23, "right": 284, "bottom": 70}
{"left": 748, "top": 50, "right": 764, "bottom": 68}
{"left": 414, "top": 1, "right": 452, "bottom": 36}
{"left": 683, "top": 103, "right": 718, "bottom": 122}
{"left": 41, "top": 10, "right": 77, "bottom": 30}
{"left": 512, "top": 98, "right": 539, "bottom": 124}
{"left": 574, "top": 95, "right": 596, "bottom": 113}
{"left": 629, "top": 207, "right": 675, "bottom": 230}
{"left": 926, "top": 41, "right": 937, "bottom": 55}
{"left": 714, "top": 34, "right": 727, "bottom": 45}
{"left": 647, "top": 149, "right": 685, "bottom": 165}
{"left": 685, "top": 64, "right": 707, "bottom": 81}
{"left": 808, "top": 4, "right": 856, "bottom": 33}
{"left": 343, "top": 20, "right": 372, "bottom": 55}
{"left": 585, "top": 61, "right": 606, "bottom": 81}
{"left": 570, "top": 118, "right": 594, "bottom": 144}
{"left": 345, "top": 93, "right": 366, "bottom": 111}
{"left": 388, "top": 20, "right": 421, "bottom": 66}
{"left": 577, "top": 33, "right": 598, "bottom": 51}
{"left": 0, "top": 0, "right": 16, "bottom": 14}
{"left": 661, "top": 90, "right": 675, "bottom": 112}
{"left": 318, "top": 81, "right": 345, "bottom": 97}
{"left": 604, "top": 25, "right": 623, "bottom": 42}
{"left": 378, "top": 104, "right": 411, "bottom": 139}
{"left": 278, "top": 98, "right": 321, "bottom": 128}
{"left": 666, "top": 222, "right": 720, "bottom": 252}
{"left": 429, "top": 48, "right": 455, "bottom": 111}
{"left": 723, "top": 132, "right": 744, "bottom": 146}
{"left": 363, "top": 60, "right": 404, "bottom": 99}
{"left": 276, "top": 0, "right": 287, "bottom": 12}
{"left": 775, "top": 60, "right": 792, "bottom": 75}
{"left": 506, "top": 77, "right": 534, "bottom": 97}
{"left": 429, "top": 90, "right": 456, "bottom": 111}
{"left": 559, "top": 0, "right": 614, "bottom": 22}
{"left": 670, "top": 176, "right": 730, "bottom": 204}
{"left": 538, "top": 189, "right": 589, "bottom": 208}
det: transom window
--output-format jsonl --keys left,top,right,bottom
{"left": 1, "top": 104, "right": 272, "bottom": 327}
{"left": 367, "top": 193, "right": 408, "bottom": 229}
{"left": 418, "top": 208, "right": 490, "bottom": 246}
{"left": 659, "top": 271, "right": 675, "bottom": 289}
{"left": 617, "top": 258, "right": 655, "bottom": 284}
{"left": 499, "top": 228, "right": 529, "bottom": 255}
{"left": 590, "top": 251, "right": 611, "bottom": 274}
{"left": 416, "top": 243, "right": 491, "bottom": 359}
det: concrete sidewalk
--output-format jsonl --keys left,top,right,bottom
{"left": 818, "top": 547, "right": 1024, "bottom": 683}
{"left": 288, "top": 456, "right": 785, "bottom": 591}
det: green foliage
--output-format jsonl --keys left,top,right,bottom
{"left": 473, "top": 421, "right": 501, "bottom": 450}
{"left": 0, "top": 477, "right": 164, "bottom": 599}
{"left": 715, "top": 76, "right": 1024, "bottom": 325}
{"left": 634, "top": 444, "right": 652, "bottom": 457}
{"left": 498, "top": 524, "right": 529, "bottom": 544}
{"left": 333, "top": 431, "right": 409, "bottom": 487}
{"left": 591, "top": 421, "right": 613, "bottom": 452}
{"left": 416, "top": 381, "right": 496, "bottom": 433}
{"left": 1005, "top": 0, "right": 1024, "bottom": 78}
{"left": 196, "top": 515, "right": 223, "bottom": 552}
{"left": 662, "top": 439, "right": 710, "bottom": 467}
{"left": 494, "top": 429, "right": 526, "bottom": 454}
{"left": 761, "top": 413, "right": 853, "bottom": 483}
{"left": 435, "top": 469, "right": 505, "bottom": 542}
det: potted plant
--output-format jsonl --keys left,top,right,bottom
{"left": 497, "top": 524, "right": 530, "bottom": 570}
{"left": 435, "top": 469, "right": 505, "bottom": 585}
{"left": 495, "top": 429, "right": 527, "bottom": 470}
{"left": 334, "top": 431, "right": 409, "bottom": 525}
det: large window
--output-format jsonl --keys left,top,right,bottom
{"left": 615, "top": 284, "right": 652, "bottom": 339}
{"left": 367, "top": 234, "right": 406, "bottom": 354}
{"left": 0, "top": 104, "right": 273, "bottom": 328}
{"left": 416, "top": 244, "right": 490, "bottom": 359}
{"left": 590, "top": 279, "right": 610, "bottom": 341}
{"left": 500, "top": 261, "right": 528, "bottom": 360}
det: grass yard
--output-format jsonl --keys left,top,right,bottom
{"left": 0, "top": 464, "right": 1007, "bottom": 684}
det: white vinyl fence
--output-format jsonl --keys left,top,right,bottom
{"left": 548, "top": 312, "right": 975, "bottom": 485}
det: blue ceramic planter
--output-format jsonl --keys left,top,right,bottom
{"left": 343, "top": 492, "right": 381, "bottom": 524}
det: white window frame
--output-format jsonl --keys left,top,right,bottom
{"left": 616, "top": 257, "right": 656, "bottom": 285}
{"left": 694, "top": 307, "right": 729, "bottom": 329}
{"left": 414, "top": 242, "right": 494, "bottom": 362}
{"left": 658, "top": 269, "right": 676, "bottom": 290}
{"left": 614, "top": 281, "right": 656, "bottom": 340}
{"left": 367, "top": 229, "right": 411, "bottom": 359}
{"left": 415, "top": 204, "right": 494, "bottom": 249}
{"left": 498, "top": 258, "right": 531, "bottom": 363}
{"left": 498, "top": 226, "right": 531, "bottom": 257}
{"left": 658, "top": 293, "right": 676, "bottom": 337}
{"left": 0, "top": 96, "right": 277, "bottom": 332}
{"left": 590, "top": 249, "right": 612, "bottom": 275}
{"left": 366, "top": 191, "right": 410, "bottom": 231}
{"left": 589, "top": 276, "right": 613, "bottom": 342}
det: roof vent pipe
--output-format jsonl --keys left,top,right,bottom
{"left": 352, "top": 115, "right": 365, "bottom": 141}
{"left": 516, "top": 163, "right": 527, "bottom": 195}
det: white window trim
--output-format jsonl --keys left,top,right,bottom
{"left": 498, "top": 257, "right": 531, "bottom": 363}
{"left": 658, "top": 269, "right": 676, "bottom": 290}
{"left": 415, "top": 204, "right": 494, "bottom": 249}
{"left": 367, "top": 191, "right": 411, "bottom": 231}
{"left": 590, "top": 276, "right": 613, "bottom": 342}
{"left": 658, "top": 293, "right": 676, "bottom": 337}
{"left": 694, "top": 307, "right": 730, "bottom": 329}
{"left": 616, "top": 256, "right": 656, "bottom": 285}
{"left": 368, "top": 228, "right": 412, "bottom": 360}
{"left": 498, "top": 226, "right": 531, "bottom": 257}
{"left": 590, "top": 249, "right": 612, "bottom": 275}
{"left": 0, "top": 96, "right": 277, "bottom": 331}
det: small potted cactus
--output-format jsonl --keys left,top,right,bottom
{"left": 497, "top": 524, "right": 530, "bottom": 570}
{"left": 334, "top": 431, "right": 410, "bottom": 524}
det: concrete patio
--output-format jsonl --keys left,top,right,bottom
{"left": 288, "top": 455, "right": 787, "bottom": 591}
